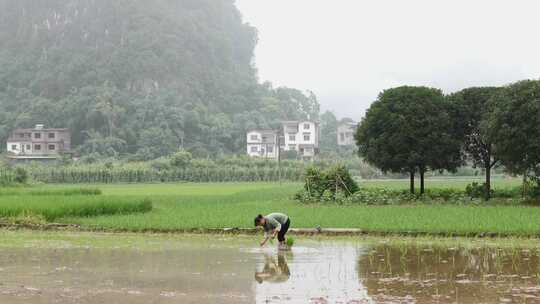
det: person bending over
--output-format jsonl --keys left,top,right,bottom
{"left": 254, "top": 213, "right": 291, "bottom": 250}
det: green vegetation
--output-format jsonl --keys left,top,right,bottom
{"left": 0, "top": 0, "right": 324, "bottom": 159}
{"left": 0, "top": 196, "right": 151, "bottom": 222}
{"left": 296, "top": 166, "right": 526, "bottom": 205}
{"left": 0, "top": 187, "right": 101, "bottom": 196}
{"left": 286, "top": 237, "right": 295, "bottom": 247}
{"left": 0, "top": 179, "right": 537, "bottom": 236}
{"left": 0, "top": 180, "right": 523, "bottom": 236}
{"left": 297, "top": 165, "right": 360, "bottom": 201}
{"left": 487, "top": 80, "right": 540, "bottom": 195}
{"left": 356, "top": 81, "right": 540, "bottom": 199}
{"left": 356, "top": 86, "right": 462, "bottom": 194}
{"left": 449, "top": 87, "right": 501, "bottom": 199}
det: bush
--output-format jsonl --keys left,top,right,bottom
{"left": 13, "top": 167, "right": 28, "bottom": 184}
{"left": 170, "top": 150, "right": 192, "bottom": 167}
{"left": 524, "top": 176, "right": 540, "bottom": 198}
{"left": 299, "top": 165, "right": 360, "bottom": 201}
{"left": 465, "top": 182, "right": 491, "bottom": 199}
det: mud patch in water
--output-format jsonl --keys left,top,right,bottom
{"left": 359, "top": 244, "right": 540, "bottom": 303}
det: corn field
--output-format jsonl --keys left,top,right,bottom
{"left": 26, "top": 166, "right": 304, "bottom": 184}
{"left": 0, "top": 169, "right": 15, "bottom": 185}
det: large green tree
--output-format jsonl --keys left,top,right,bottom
{"left": 356, "top": 86, "right": 462, "bottom": 194}
{"left": 449, "top": 87, "right": 501, "bottom": 199}
{"left": 486, "top": 80, "right": 540, "bottom": 192}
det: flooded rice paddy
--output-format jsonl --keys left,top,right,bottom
{"left": 1, "top": 232, "right": 540, "bottom": 303}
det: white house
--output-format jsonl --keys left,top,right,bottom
{"left": 281, "top": 121, "right": 320, "bottom": 160}
{"left": 246, "top": 130, "right": 279, "bottom": 160}
{"left": 337, "top": 122, "right": 357, "bottom": 146}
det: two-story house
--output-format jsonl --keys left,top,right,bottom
{"left": 246, "top": 121, "right": 320, "bottom": 161}
{"left": 337, "top": 122, "right": 357, "bottom": 146}
{"left": 6, "top": 124, "right": 71, "bottom": 161}
{"left": 281, "top": 121, "right": 320, "bottom": 160}
{"left": 246, "top": 129, "right": 279, "bottom": 160}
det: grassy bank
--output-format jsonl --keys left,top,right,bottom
{"left": 2, "top": 178, "right": 538, "bottom": 236}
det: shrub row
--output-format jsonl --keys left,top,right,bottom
{"left": 26, "top": 167, "right": 304, "bottom": 184}
{"left": 297, "top": 186, "right": 528, "bottom": 205}
{"left": 0, "top": 196, "right": 152, "bottom": 221}
{"left": 0, "top": 187, "right": 102, "bottom": 196}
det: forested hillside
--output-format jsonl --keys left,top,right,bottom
{"left": 0, "top": 0, "right": 319, "bottom": 159}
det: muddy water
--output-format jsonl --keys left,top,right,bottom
{"left": 1, "top": 234, "right": 540, "bottom": 303}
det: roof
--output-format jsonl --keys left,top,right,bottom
{"left": 282, "top": 120, "right": 320, "bottom": 125}
{"left": 7, "top": 155, "right": 61, "bottom": 160}
{"left": 247, "top": 129, "right": 277, "bottom": 134}
{"left": 12, "top": 128, "right": 69, "bottom": 132}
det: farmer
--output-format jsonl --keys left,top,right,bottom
{"left": 254, "top": 212, "right": 290, "bottom": 249}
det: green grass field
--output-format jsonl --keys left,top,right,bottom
{"left": 1, "top": 177, "right": 537, "bottom": 236}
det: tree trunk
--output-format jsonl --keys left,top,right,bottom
{"left": 409, "top": 170, "right": 415, "bottom": 194}
{"left": 420, "top": 168, "right": 425, "bottom": 195}
{"left": 485, "top": 161, "right": 491, "bottom": 201}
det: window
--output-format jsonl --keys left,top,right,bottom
{"left": 304, "top": 123, "right": 310, "bottom": 130}
{"left": 250, "top": 146, "right": 258, "bottom": 152}
{"left": 34, "top": 144, "right": 41, "bottom": 151}
{"left": 26, "top": 145, "right": 31, "bottom": 150}
{"left": 34, "top": 133, "right": 41, "bottom": 139}
{"left": 305, "top": 148, "right": 313, "bottom": 153}
{"left": 304, "top": 134, "right": 311, "bottom": 141}
{"left": 250, "top": 135, "right": 258, "bottom": 141}
{"left": 262, "top": 136, "right": 268, "bottom": 142}
{"left": 289, "top": 134, "right": 296, "bottom": 141}
{"left": 288, "top": 145, "right": 296, "bottom": 151}
{"left": 48, "top": 144, "right": 56, "bottom": 151}
{"left": 11, "top": 145, "right": 17, "bottom": 150}
{"left": 340, "top": 133, "right": 345, "bottom": 141}
{"left": 48, "top": 133, "right": 55, "bottom": 139}
{"left": 267, "top": 146, "right": 274, "bottom": 153}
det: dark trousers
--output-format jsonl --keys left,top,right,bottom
{"left": 278, "top": 219, "right": 290, "bottom": 242}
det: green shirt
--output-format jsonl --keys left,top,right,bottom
{"left": 263, "top": 213, "right": 289, "bottom": 232}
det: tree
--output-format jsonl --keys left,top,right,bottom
{"left": 486, "top": 80, "right": 540, "bottom": 194}
{"left": 319, "top": 111, "right": 338, "bottom": 153}
{"left": 356, "top": 86, "right": 462, "bottom": 194}
{"left": 449, "top": 87, "right": 501, "bottom": 200}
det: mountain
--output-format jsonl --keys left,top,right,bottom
{"left": 0, "top": 0, "right": 319, "bottom": 159}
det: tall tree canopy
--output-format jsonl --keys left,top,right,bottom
{"left": 0, "top": 0, "right": 319, "bottom": 158}
{"left": 449, "top": 87, "right": 501, "bottom": 199}
{"left": 486, "top": 80, "right": 540, "bottom": 188}
{"left": 355, "top": 86, "right": 462, "bottom": 193}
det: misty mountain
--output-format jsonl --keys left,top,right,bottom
{"left": 0, "top": 0, "right": 319, "bottom": 159}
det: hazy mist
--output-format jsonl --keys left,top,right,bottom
{"left": 236, "top": 0, "right": 540, "bottom": 120}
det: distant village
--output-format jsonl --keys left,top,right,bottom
{"left": 246, "top": 120, "right": 356, "bottom": 161}
{"left": 5, "top": 122, "right": 357, "bottom": 162}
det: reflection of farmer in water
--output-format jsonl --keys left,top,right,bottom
{"left": 255, "top": 253, "right": 291, "bottom": 284}
{"left": 254, "top": 213, "right": 291, "bottom": 250}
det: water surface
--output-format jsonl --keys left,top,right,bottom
{"left": 1, "top": 232, "right": 540, "bottom": 303}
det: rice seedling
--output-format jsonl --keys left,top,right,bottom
{"left": 0, "top": 187, "right": 102, "bottom": 196}
{"left": 0, "top": 196, "right": 152, "bottom": 221}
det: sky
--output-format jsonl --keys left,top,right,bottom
{"left": 235, "top": 0, "right": 540, "bottom": 120}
